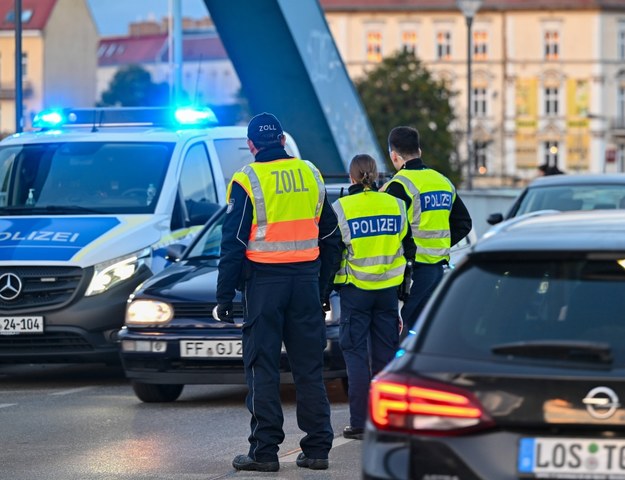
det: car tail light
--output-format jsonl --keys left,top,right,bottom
{"left": 369, "top": 373, "right": 495, "bottom": 435}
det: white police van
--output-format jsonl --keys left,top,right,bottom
{"left": 0, "top": 106, "right": 300, "bottom": 364}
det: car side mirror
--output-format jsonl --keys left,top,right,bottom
{"left": 487, "top": 213, "right": 504, "bottom": 225}
{"left": 165, "top": 243, "right": 186, "bottom": 262}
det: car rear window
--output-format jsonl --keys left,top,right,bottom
{"left": 516, "top": 185, "right": 625, "bottom": 215}
{"left": 419, "top": 256, "right": 625, "bottom": 365}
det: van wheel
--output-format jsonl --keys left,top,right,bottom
{"left": 131, "top": 381, "right": 184, "bottom": 403}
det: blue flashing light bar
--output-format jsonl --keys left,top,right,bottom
{"left": 33, "top": 109, "right": 65, "bottom": 129}
{"left": 31, "top": 106, "right": 219, "bottom": 130}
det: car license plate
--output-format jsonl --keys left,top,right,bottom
{"left": 180, "top": 340, "right": 242, "bottom": 358}
{"left": 518, "top": 437, "right": 625, "bottom": 478}
{"left": 0, "top": 316, "right": 44, "bottom": 335}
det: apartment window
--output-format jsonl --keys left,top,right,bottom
{"left": 618, "top": 22, "right": 625, "bottom": 60}
{"left": 544, "top": 86, "right": 559, "bottom": 116}
{"left": 473, "top": 30, "right": 488, "bottom": 60}
{"left": 475, "top": 141, "right": 488, "bottom": 173}
{"left": 401, "top": 30, "right": 418, "bottom": 55}
{"left": 472, "top": 87, "right": 488, "bottom": 117}
{"left": 618, "top": 85, "right": 625, "bottom": 126}
{"left": 544, "top": 141, "right": 559, "bottom": 167}
{"left": 436, "top": 30, "right": 452, "bottom": 60}
{"left": 544, "top": 30, "right": 559, "bottom": 60}
{"left": 367, "top": 31, "right": 383, "bottom": 63}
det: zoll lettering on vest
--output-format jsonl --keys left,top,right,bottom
{"left": 348, "top": 215, "right": 402, "bottom": 239}
{"left": 271, "top": 169, "right": 309, "bottom": 194}
{"left": 421, "top": 191, "right": 453, "bottom": 211}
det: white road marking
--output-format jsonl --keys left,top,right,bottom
{"left": 49, "top": 386, "right": 94, "bottom": 396}
{"left": 0, "top": 403, "right": 17, "bottom": 409}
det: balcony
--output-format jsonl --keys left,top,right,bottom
{"left": 0, "top": 81, "right": 33, "bottom": 100}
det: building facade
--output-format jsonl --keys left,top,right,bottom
{"left": 320, "top": 0, "right": 625, "bottom": 185}
{"left": 0, "top": 0, "right": 98, "bottom": 134}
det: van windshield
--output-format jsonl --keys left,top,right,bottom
{"left": 0, "top": 142, "right": 174, "bottom": 215}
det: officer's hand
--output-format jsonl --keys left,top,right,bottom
{"left": 321, "top": 297, "right": 331, "bottom": 312}
{"left": 212, "top": 302, "right": 234, "bottom": 323}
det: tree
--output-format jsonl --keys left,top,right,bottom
{"left": 355, "top": 50, "right": 460, "bottom": 184}
{"left": 99, "top": 65, "right": 170, "bottom": 107}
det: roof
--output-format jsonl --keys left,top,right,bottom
{"left": 98, "top": 31, "right": 228, "bottom": 67}
{"left": 0, "top": 0, "right": 56, "bottom": 31}
{"left": 476, "top": 210, "right": 625, "bottom": 253}
{"left": 528, "top": 173, "right": 625, "bottom": 188}
{"left": 319, "top": 0, "right": 625, "bottom": 11}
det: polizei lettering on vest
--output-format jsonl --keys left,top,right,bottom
{"left": 0, "top": 231, "right": 80, "bottom": 242}
{"left": 421, "top": 191, "right": 453, "bottom": 212}
{"left": 271, "top": 169, "right": 310, "bottom": 194}
{"left": 348, "top": 215, "right": 402, "bottom": 239}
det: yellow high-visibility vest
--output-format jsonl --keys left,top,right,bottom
{"left": 384, "top": 169, "right": 455, "bottom": 264}
{"left": 333, "top": 190, "right": 407, "bottom": 290}
{"left": 229, "top": 158, "right": 325, "bottom": 263}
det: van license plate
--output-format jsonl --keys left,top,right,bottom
{"left": 0, "top": 316, "right": 44, "bottom": 335}
{"left": 180, "top": 340, "right": 242, "bottom": 358}
{"left": 518, "top": 437, "right": 625, "bottom": 478}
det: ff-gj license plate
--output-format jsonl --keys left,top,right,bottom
{"left": 518, "top": 437, "right": 625, "bottom": 478}
{"left": 0, "top": 316, "right": 44, "bottom": 335}
{"left": 180, "top": 340, "right": 242, "bottom": 358}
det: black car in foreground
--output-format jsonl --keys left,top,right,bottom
{"left": 118, "top": 206, "right": 346, "bottom": 402}
{"left": 363, "top": 210, "right": 625, "bottom": 480}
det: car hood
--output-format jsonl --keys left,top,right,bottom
{"left": 0, "top": 215, "right": 171, "bottom": 267}
{"left": 136, "top": 260, "right": 220, "bottom": 302}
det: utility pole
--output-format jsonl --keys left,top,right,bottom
{"left": 172, "top": 0, "right": 183, "bottom": 104}
{"left": 14, "top": 0, "right": 23, "bottom": 132}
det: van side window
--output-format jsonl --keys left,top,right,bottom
{"left": 179, "top": 142, "right": 220, "bottom": 226}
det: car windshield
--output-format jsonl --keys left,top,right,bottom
{"left": 186, "top": 209, "right": 226, "bottom": 259}
{"left": 515, "top": 184, "right": 625, "bottom": 216}
{"left": 0, "top": 142, "right": 173, "bottom": 215}
{"left": 418, "top": 257, "right": 625, "bottom": 365}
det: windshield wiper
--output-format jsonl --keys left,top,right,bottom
{"left": 0, "top": 205, "right": 103, "bottom": 215}
{"left": 492, "top": 340, "right": 613, "bottom": 364}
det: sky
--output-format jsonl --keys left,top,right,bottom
{"left": 87, "top": 0, "right": 209, "bottom": 36}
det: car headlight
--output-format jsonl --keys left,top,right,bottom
{"left": 85, "top": 248, "right": 152, "bottom": 296}
{"left": 125, "top": 299, "right": 173, "bottom": 325}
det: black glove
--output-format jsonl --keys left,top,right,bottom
{"left": 212, "top": 302, "right": 234, "bottom": 323}
{"left": 398, "top": 260, "right": 414, "bottom": 302}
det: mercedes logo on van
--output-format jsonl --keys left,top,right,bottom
{"left": 583, "top": 387, "right": 620, "bottom": 419}
{"left": 0, "top": 272, "right": 22, "bottom": 301}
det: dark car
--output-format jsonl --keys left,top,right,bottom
{"left": 117, "top": 205, "right": 346, "bottom": 402}
{"left": 487, "top": 173, "right": 625, "bottom": 226}
{"left": 363, "top": 210, "right": 625, "bottom": 480}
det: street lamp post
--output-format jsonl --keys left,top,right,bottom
{"left": 457, "top": 0, "right": 482, "bottom": 190}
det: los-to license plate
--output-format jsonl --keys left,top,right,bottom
{"left": 518, "top": 437, "right": 625, "bottom": 478}
{"left": 0, "top": 316, "right": 44, "bottom": 335}
{"left": 180, "top": 340, "right": 242, "bottom": 358}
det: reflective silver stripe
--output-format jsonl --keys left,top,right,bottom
{"left": 412, "top": 229, "right": 450, "bottom": 239}
{"left": 304, "top": 160, "right": 325, "bottom": 220}
{"left": 394, "top": 197, "right": 408, "bottom": 234}
{"left": 245, "top": 165, "right": 268, "bottom": 240}
{"left": 393, "top": 176, "right": 421, "bottom": 230}
{"left": 332, "top": 200, "right": 352, "bottom": 245}
{"left": 348, "top": 264, "right": 406, "bottom": 283}
{"left": 418, "top": 246, "right": 451, "bottom": 256}
{"left": 350, "top": 253, "right": 404, "bottom": 267}
{"left": 248, "top": 238, "right": 319, "bottom": 252}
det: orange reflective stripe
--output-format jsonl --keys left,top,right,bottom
{"left": 246, "top": 247, "right": 319, "bottom": 263}
{"left": 264, "top": 218, "right": 319, "bottom": 242}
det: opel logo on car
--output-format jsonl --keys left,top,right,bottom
{"left": 0, "top": 272, "right": 22, "bottom": 301}
{"left": 583, "top": 386, "right": 620, "bottom": 419}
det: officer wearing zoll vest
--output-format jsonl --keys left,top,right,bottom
{"left": 332, "top": 154, "right": 416, "bottom": 440}
{"left": 383, "top": 126, "right": 472, "bottom": 332}
{"left": 214, "top": 113, "right": 341, "bottom": 473}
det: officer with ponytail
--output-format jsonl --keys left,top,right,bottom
{"left": 332, "top": 154, "right": 416, "bottom": 440}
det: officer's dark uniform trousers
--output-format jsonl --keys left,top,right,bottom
{"left": 242, "top": 263, "right": 333, "bottom": 462}
{"left": 339, "top": 284, "right": 399, "bottom": 429}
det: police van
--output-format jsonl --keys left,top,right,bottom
{"left": 0, "top": 106, "right": 300, "bottom": 364}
